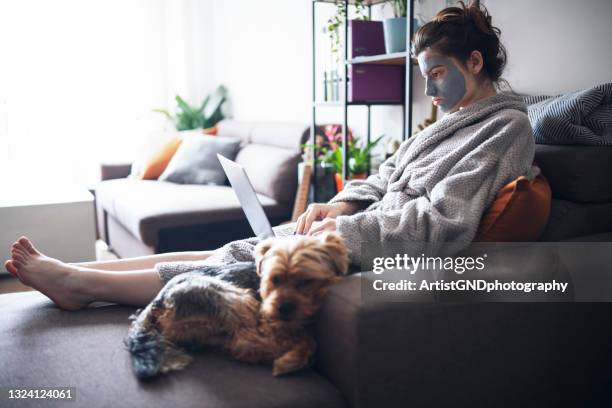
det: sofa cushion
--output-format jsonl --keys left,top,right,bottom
{"left": 235, "top": 144, "right": 301, "bottom": 205}
{"left": 540, "top": 199, "right": 612, "bottom": 241}
{"left": 215, "top": 120, "right": 309, "bottom": 150}
{"left": 140, "top": 135, "right": 183, "bottom": 180}
{"left": 316, "top": 272, "right": 612, "bottom": 408}
{"left": 95, "top": 179, "right": 290, "bottom": 247}
{"left": 534, "top": 145, "right": 612, "bottom": 203}
{"left": 0, "top": 291, "right": 344, "bottom": 408}
{"left": 475, "top": 172, "right": 551, "bottom": 242}
{"left": 216, "top": 120, "right": 255, "bottom": 146}
{"left": 250, "top": 122, "right": 310, "bottom": 150}
{"left": 158, "top": 135, "right": 241, "bottom": 185}
{"left": 130, "top": 130, "right": 205, "bottom": 180}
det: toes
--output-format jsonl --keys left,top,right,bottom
{"left": 18, "top": 237, "right": 40, "bottom": 255}
{"left": 4, "top": 260, "right": 18, "bottom": 277}
{"left": 5, "top": 259, "right": 25, "bottom": 279}
{"left": 13, "top": 242, "right": 27, "bottom": 254}
{"left": 12, "top": 247, "right": 28, "bottom": 258}
{"left": 12, "top": 250, "right": 26, "bottom": 264}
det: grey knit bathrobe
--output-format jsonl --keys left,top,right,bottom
{"left": 156, "top": 92, "right": 537, "bottom": 284}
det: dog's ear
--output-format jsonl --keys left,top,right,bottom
{"left": 254, "top": 238, "right": 274, "bottom": 276}
{"left": 318, "top": 231, "right": 349, "bottom": 276}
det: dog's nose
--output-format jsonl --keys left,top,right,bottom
{"left": 278, "top": 303, "right": 295, "bottom": 320}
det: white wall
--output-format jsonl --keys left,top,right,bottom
{"left": 488, "top": 0, "right": 612, "bottom": 95}
{"left": 202, "top": 0, "right": 612, "bottom": 142}
{"left": 209, "top": 0, "right": 311, "bottom": 123}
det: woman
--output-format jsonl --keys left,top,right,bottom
{"left": 4, "top": 1, "right": 536, "bottom": 311}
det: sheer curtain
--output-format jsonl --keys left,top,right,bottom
{"left": 0, "top": 0, "right": 210, "bottom": 192}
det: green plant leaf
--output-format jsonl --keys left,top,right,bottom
{"left": 198, "top": 95, "right": 211, "bottom": 114}
{"left": 160, "top": 88, "right": 228, "bottom": 131}
{"left": 152, "top": 108, "right": 174, "bottom": 121}
{"left": 175, "top": 95, "right": 196, "bottom": 115}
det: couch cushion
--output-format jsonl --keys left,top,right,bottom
{"left": 534, "top": 145, "right": 612, "bottom": 203}
{"left": 250, "top": 122, "right": 309, "bottom": 150}
{"left": 140, "top": 135, "right": 183, "bottom": 180}
{"left": 158, "top": 135, "right": 241, "bottom": 185}
{"left": 540, "top": 199, "right": 612, "bottom": 241}
{"left": 0, "top": 291, "right": 344, "bottom": 408}
{"left": 475, "top": 172, "right": 551, "bottom": 242}
{"left": 95, "top": 179, "right": 290, "bottom": 247}
{"left": 216, "top": 120, "right": 255, "bottom": 146}
{"left": 235, "top": 144, "right": 300, "bottom": 205}
{"left": 216, "top": 120, "right": 309, "bottom": 151}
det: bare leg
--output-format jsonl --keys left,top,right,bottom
{"left": 74, "top": 268, "right": 166, "bottom": 307}
{"left": 4, "top": 236, "right": 212, "bottom": 310}
{"left": 70, "top": 250, "right": 214, "bottom": 271}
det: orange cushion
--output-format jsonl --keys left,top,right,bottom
{"left": 139, "top": 136, "right": 183, "bottom": 180}
{"left": 475, "top": 171, "right": 552, "bottom": 242}
{"left": 203, "top": 125, "right": 218, "bottom": 135}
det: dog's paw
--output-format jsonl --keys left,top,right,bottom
{"left": 272, "top": 362, "right": 292, "bottom": 377}
{"left": 271, "top": 355, "right": 310, "bottom": 377}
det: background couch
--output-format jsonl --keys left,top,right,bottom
{"left": 2, "top": 144, "right": 612, "bottom": 408}
{"left": 94, "top": 120, "right": 309, "bottom": 258}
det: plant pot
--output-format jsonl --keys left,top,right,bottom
{"left": 299, "top": 162, "right": 336, "bottom": 202}
{"left": 335, "top": 172, "right": 367, "bottom": 192}
{"left": 383, "top": 17, "right": 407, "bottom": 53}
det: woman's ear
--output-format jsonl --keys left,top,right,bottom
{"left": 254, "top": 239, "right": 274, "bottom": 276}
{"left": 468, "top": 50, "right": 484, "bottom": 76}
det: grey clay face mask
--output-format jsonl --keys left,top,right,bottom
{"left": 417, "top": 54, "right": 467, "bottom": 112}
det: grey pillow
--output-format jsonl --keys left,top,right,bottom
{"left": 158, "top": 135, "right": 241, "bottom": 185}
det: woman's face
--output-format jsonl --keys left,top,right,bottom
{"left": 417, "top": 49, "right": 477, "bottom": 113}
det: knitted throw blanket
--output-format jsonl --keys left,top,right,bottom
{"left": 523, "top": 82, "right": 612, "bottom": 145}
{"left": 156, "top": 92, "right": 536, "bottom": 282}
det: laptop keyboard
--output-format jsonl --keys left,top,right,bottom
{"left": 272, "top": 223, "right": 297, "bottom": 237}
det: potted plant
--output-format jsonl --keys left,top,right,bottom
{"left": 303, "top": 126, "right": 385, "bottom": 193}
{"left": 383, "top": 0, "right": 408, "bottom": 53}
{"left": 334, "top": 134, "right": 385, "bottom": 192}
{"left": 301, "top": 125, "right": 354, "bottom": 202}
{"left": 154, "top": 85, "right": 228, "bottom": 131}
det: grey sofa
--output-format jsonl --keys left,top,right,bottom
{"left": 94, "top": 120, "right": 309, "bottom": 258}
{"left": 2, "top": 144, "right": 612, "bottom": 408}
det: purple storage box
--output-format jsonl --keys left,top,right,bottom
{"left": 349, "top": 20, "right": 385, "bottom": 58}
{"left": 349, "top": 65, "right": 404, "bottom": 103}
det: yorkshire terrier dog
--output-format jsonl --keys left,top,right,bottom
{"left": 125, "top": 231, "right": 348, "bottom": 378}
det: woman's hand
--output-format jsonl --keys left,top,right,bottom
{"left": 295, "top": 202, "right": 364, "bottom": 235}
{"left": 306, "top": 218, "right": 337, "bottom": 236}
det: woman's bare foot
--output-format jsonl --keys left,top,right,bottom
{"left": 6, "top": 237, "right": 93, "bottom": 311}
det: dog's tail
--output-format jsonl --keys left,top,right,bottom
{"left": 124, "top": 311, "right": 192, "bottom": 379}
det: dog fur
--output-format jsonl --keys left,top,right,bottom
{"left": 125, "top": 231, "right": 349, "bottom": 378}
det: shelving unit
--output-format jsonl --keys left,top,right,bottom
{"left": 348, "top": 51, "right": 417, "bottom": 65}
{"left": 310, "top": 0, "right": 415, "bottom": 201}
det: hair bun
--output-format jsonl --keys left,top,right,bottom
{"left": 463, "top": 1, "right": 497, "bottom": 36}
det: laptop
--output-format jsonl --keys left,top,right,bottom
{"left": 217, "top": 154, "right": 297, "bottom": 239}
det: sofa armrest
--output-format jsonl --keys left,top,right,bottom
{"left": 315, "top": 247, "right": 610, "bottom": 407}
{"left": 315, "top": 274, "right": 441, "bottom": 408}
{"left": 100, "top": 163, "right": 132, "bottom": 181}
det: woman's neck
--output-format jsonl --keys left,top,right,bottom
{"left": 452, "top": 81, "right": 498, "bottom": 112}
